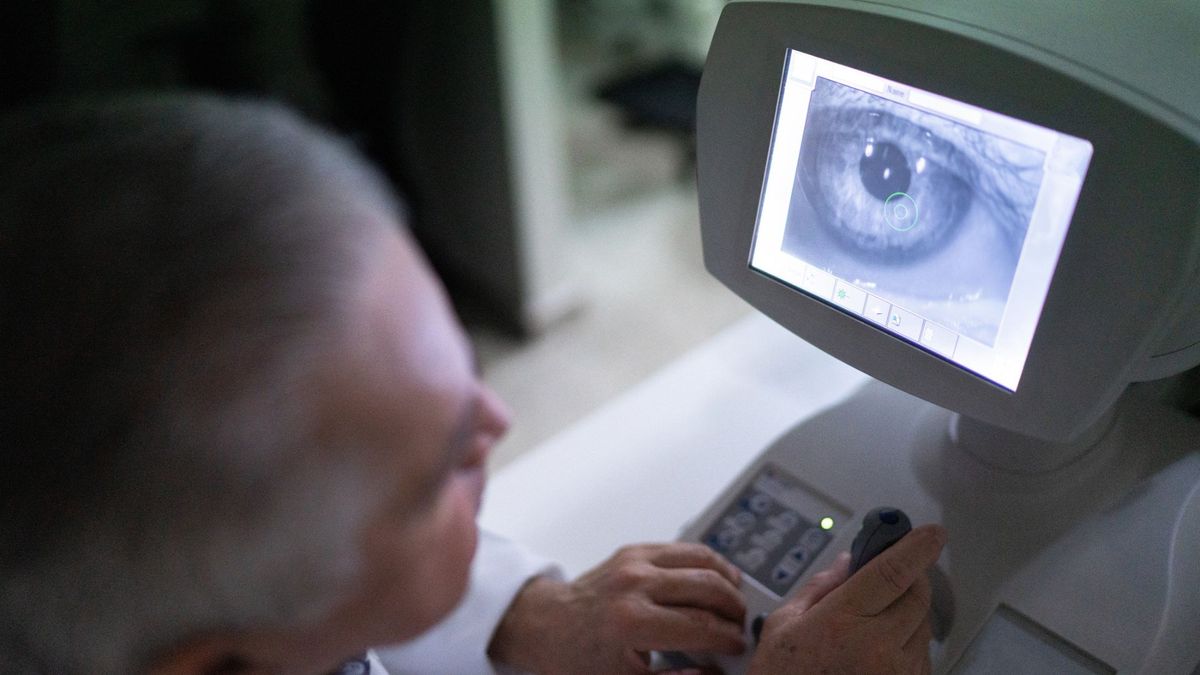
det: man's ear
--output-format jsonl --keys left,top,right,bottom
{"left": 146, "top": 636, "right": 257, "bottom": 675}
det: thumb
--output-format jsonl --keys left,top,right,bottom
{"left": 784, "top": 550, "right": 850, "bottom": 614}
{"left": 839, "top": 524, "right": 946, "bottom": 617}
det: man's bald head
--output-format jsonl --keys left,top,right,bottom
{"left": 0, "top": 96, "right": 406, "bottom": 672}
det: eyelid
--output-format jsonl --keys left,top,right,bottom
{"left": 829, "top": 107, "right": 964, "bottom": 168}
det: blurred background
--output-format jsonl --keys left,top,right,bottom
{"left": 1, "top": 0, "right": 751, "bottom": 469}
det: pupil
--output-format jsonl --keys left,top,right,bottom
{"left": 859, "top": 141, "right": 912, "bottom": 201}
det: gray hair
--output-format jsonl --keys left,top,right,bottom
{"left": 0, "top": 95, "right": 401, "bottom": 672}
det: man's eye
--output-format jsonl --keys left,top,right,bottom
{"left": 783, "top": 77, "right": 1046, "bottom": 346}
{"left": 799, "top": 105, "right": 978, "bottom": 259}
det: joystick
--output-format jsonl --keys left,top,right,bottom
{"left": 849, "top": 507, "right": 912, "bottom": 575}
{"left": 752, "top": 507, "right": 912, "bottom": 646}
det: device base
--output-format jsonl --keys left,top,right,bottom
{"left": 680, "top": 380, "right": 1200, "bottom": 673}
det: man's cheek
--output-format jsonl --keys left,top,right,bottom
{"left": 465, "top": 468, "right": 487, "bottom": 515}
{"left": 431, "top": 493, "right": 479, "bottom": 617}
{"left": 428, "top": 480, "right": 480, "bottom": 560}
{"left": 454, "top": 480, "right": 482, "bottom": 553}
{"left": 450, "top": 482, "right": 481, "bottom": 571}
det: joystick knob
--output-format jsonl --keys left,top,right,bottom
{"left": 849, "top": 507, "right": 912, "bottom": 575}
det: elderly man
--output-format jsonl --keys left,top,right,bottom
{"left": 0, "top": 97, "right": 943, "bottom": 674}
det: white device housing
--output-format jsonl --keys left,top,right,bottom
{"left": 682, "top": 2, "right": 1200, "bottom": 672}
{"left": 698, "top": 0, "right": 1200, "bottom": 444}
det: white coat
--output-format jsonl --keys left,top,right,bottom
{"left": 370, "top": 530, "right": 561, "bottom": 675}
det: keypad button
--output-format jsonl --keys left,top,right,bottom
{"left": 747, "top": 493, "right": 773, "bottom": 515}
{"left": 750, "top": 529, "right": 783, "bottom": 552}
{"left": 716, "top": 528, "right": 742, "bottom": 550}
{"left": 800, "top": 527, "right": 829, "bottom": 551}
{"left": 734, "top": 547, "right": 768, "bottom": 572}
{"left": 767, "top": 510, "right": 801, "bottom": 533}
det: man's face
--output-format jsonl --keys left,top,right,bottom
{"left": 298, "top": 220, "right": 511, "bottom": 667}
{"left": 151, "top": 218, "right": 512, "bottom": 675}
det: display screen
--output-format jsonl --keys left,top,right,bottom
{"left": 750, "top": 50, "right": 1093, "bottom": 390}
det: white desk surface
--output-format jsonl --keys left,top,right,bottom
{"left": 479, "top": 313, "right": 870, "bottom": 578}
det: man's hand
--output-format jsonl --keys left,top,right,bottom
{"left": 748, "top": 524, "right": 946, "bottom": 675}
{"left": 488, "top": 542, "right": 747, "bottom": 674}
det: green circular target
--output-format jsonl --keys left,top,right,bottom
{"left": 884, "top": 192, "right": 919, "bottom": 232}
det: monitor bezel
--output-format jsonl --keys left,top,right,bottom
{"left": 698, "top": 2, "right": 1200, "bottom": 442}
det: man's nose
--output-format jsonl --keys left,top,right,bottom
{"left": 478, "top": 384, "right": 512, "bottom": 440}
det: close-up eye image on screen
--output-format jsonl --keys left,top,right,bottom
{"left": 782, "top": 77, "right": 1045, "bottom": 347}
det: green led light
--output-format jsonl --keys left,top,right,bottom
{"left": 820, "top": 517, "right": 834, "bottom": 530}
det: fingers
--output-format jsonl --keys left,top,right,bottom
{"left": 887, "top": 573, "right": 933, "bottom": 642}
{"left": 648, "top": 567, "right": 747, "bottom": 622}
{"left": 642, "top": 542, "right": 742, "bottom": 586}
{"left": 900, "top": 613, "right": 934, "bottom": 674}
{"left": 628, "top": 604, "right": 747, "bottom": 655}
{"left": 783, "top": 550, "right": 850, "bottom": 614}
{"left": 838, "top": 524, "right": 946, "bottom": 616}
{"left": 576, "top": 543, "right": 749, "bottom": 660}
